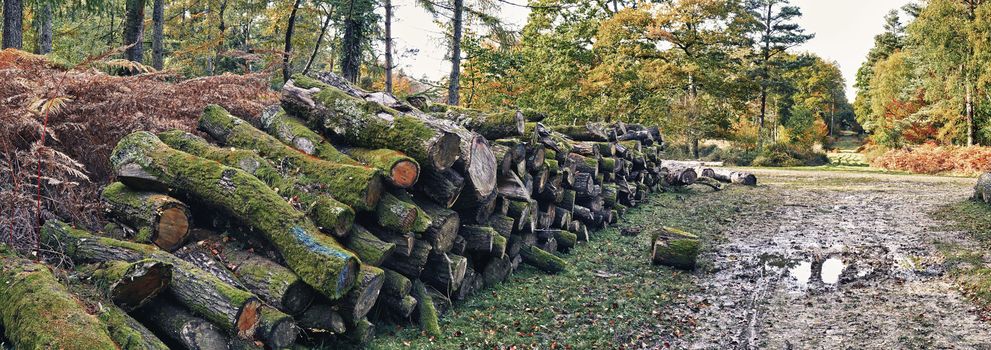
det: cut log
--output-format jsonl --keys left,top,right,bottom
{"left": 42, "top": 221, "right": 262, "bottom": 338}
{"left": 481, "top": 254, "right": 513, "bottom": 287}
{"left": 253, "top": 306, "right": 297, "bottom": 348}
{"left": 282, "top": 75, "right": 461, "bottom": 170}
{"left": 366, "top": 192, "right": 419, "bottom": 233}
{"left": 596, "top": 142, "right": 617, "bottom": 157}
{"left": 497, "top": 171, "right": 531, "bottom": 201}
{"left": 452, "top": 266, "right": 478, "bottom": 301}
{"left": 173, "top": 242, "right": 244, "bottom": 289}
{"left": 411, "top": 196, "right": 460, "bottom": 252}
{"left": 95, "top": 304, "right": 169, "bottom": 350}
{"left": 346, "top": 225, "right": 397, "bottom": 267}
{"left": 559, "top": 190, "right": 576, "bottom": 211}
{"left": 414, "top": 167, "right": 465, "bottom": 208}
{"left": 0, "top": 253, "right": 118, "bottom": 350}
{"left": 553, "top": 123, "right": 610, "bottom": 142}
{"left": 338, "top": 265, "right": 385, "bottom": 323}
{"left": 526, "top": 144, "right": 546, "bottom": 171}
{"left": 412, "top": 281, "right": 442, "bottom": 338}
{"left": 101, "top": 182, "right": 191, "bottom": 252}
{"left": 506, "top": 200, "right": 532, "bottom": 231}
{"left": 573, "top": 172, "right": 596, "bottom": 196}
{"left": 662, "top": 166, "right": 698, "bottom": 186}
{"left": 80, "top": 259, "right": 172, "bottom": 311}
{"left": 554, "top": 230, "right": 577, "bottom": 252}
{"left": 455, "top": 192, "right": 497, "bottom": 225}
{"left": 296, "top": 304, "right": 346, "bottom": 335}
{"left": 109, "top": 132, "right": 359, "bottom": 300}
{"left": 421, "top": 253, "right": 468, "bottom": 296}
{"left": 157, "top": 130, "right": 355, "bottom": 237}
{"left": 650, "top": 227, "right": 701, "bottom": 270}
{"left": 344, "top": 317, "right": 375, "bottom": 344}
{"left": 382, "top": 239, "right": 432, "bottom": 279}
{"left": 553, "top": 207, "right": 572, "bottom": 229}
{"left": 256, "top": 106, "right": 361, "bottom": 166}
{"left": 711, "top": 168, "right": 757, "bottom": 186}
{"left": 366, "top": 225, "right": 414, "bottom": 257}
{"left": 198, "top": 105, "right": 383, "bottom": 211}
{"left": 539, "top": 236, "right": 558, "bottom": 253}
{"left": 571, "top": 142, "right": 599, "bottom": 157}
{"left": 338, "top": 147, "right": 421, "bottom": 188}
{"left": 434, "top": 106, "right": 526, "bottom": 140}
{"left": 458, "top": 225, "right": 497, "bottom": 255}
{"left": 519, "top": 244, "right": 567, "bottom": 274}
{"left": 213, "top": 239, "right": 318, "bottom": 315}
{"left": 486, "top": 214, "right": 515, "bottom": 238}
{"left": 377, "top": 268, "right": 416, "bottom": 318}
{"left": 136, "top": 301, "right": 230, "bottom": 350}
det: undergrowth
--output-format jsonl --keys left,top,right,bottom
{"left": 352, "top": 185, "right": 756, "bottom": 349}
{"left": 871, "top": 144, "right": 991, "bottom": 176}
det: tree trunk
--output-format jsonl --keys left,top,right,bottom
{"left": 346, "top": 225, "right": 397, "bottom": 266}
{"left": 710, "top": 168, "right": 757, "bottom": 186}
{"left": 95, "top": 305, "right": 169, "bottom": 350}
{"left": 101, "top": 182, "right": 192, "bottom": 252}
{"left": 0, "top": 253, "right": 118, "bottom": 349}
{"left": 296, "top": 304, "right": 346, "bottom": 335}
{"left": 151, "top": 0, "right": 164, "bottom": 69}
{"left": 282, "top": 75, "right": 462, "bottom": 171}
{"left": 412, "top": 281, "right": 442, "bottom": 337}
{"left": 109, "top": 132, "right": 360, "bottom": 300}
{"left": 520, "top": 244, "right": 567, "bottom": 274}
{"left": 338, "top": 147, "right": 420, "bottom": 188}
{"left": 303, "top": 6, "right": 334, "bottom": 75}
{"left": 377, "top": 268, "right": 417, "bottom": 318}
{"left": 158, "top": 130, "right": 356, "bottom": 237}
{"left": 257, "top": 106, "right": 362, "bottom": 166}
{"left": 34, "top": 4, "right": 51, "bottom": 54}
{"left": 2, "top": 0, "right": 23, "bottom": 49}
{"left": 123, "top": 0, "right": 146, "bottom": 63}
{"left": 422, "top": 252, "right": 468, "bottom": 296}
{"left": 340, "top": 0, "right": 363, "bottom": 83}
{"left": 282, "top": 0, "right": 302, "bottom": 82}
{"left": 447, "top": 0, "right": 464, "bottom": 105}
{"left": 337, "top": 264, "right": 385, "bottom": 324}
{"left": 199, "top": 105, "right": 384, "bottom": 212}
{"left": 414, "top": 167, "right": 465, "bottom": 208}
{"left": 384, "top": 0, "right": 394, "bottom": 93}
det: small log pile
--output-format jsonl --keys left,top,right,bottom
{"left": 3, "top": 73, "right": 758, "bottom": 348}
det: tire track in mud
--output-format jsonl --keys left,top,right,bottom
{"left": 675, "top": 170, "right": 991, "bottom": 350}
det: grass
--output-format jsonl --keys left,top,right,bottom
{"left": 930, "top": 199, "right": 991, "bottom": 313}
{"left": 352, "top": 185, "right": 762, "bottom": 349}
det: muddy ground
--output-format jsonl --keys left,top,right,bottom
{"left": 671, "top": 169, "right": 990, "bottom": 349}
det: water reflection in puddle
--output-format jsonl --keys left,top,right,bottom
{"left": 789, "top": 261, "right": 812, "bottom": 286}
{"left": 788, "top": 257, "right": 846, "bottom": 287}
{"left": 821, "top": 258, "right": 845, "bottom": 284}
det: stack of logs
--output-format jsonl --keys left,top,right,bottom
{"left": 0, "top": 72, "right": 755, "bottom": 349}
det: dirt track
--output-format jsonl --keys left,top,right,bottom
{"left": 674, "top": 169, "right": 991, "bottom": 349}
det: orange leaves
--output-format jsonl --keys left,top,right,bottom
{"left": 871, "top": 144, "right": 991, "bottom": 175}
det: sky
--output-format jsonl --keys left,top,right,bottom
{"left": 390, "top": 0, "right": 914, "bottom": 100}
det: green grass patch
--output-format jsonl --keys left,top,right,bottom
{"left": 931, "top": 199, "right": 991, "bottom": 313}
{"left": 352, "top": 185, "right": 762, "bottom": 349}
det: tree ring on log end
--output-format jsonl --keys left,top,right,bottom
{"left": 155, "top": 206, "right": 191, "bottom": 251}
{"left": 235, "top": 298, "right": 262, "bottom": 338}
{"left": 391, "top": 160, "right": 420, "bottom": 188}
{"left": 431, "top": 133, "right": 461, "bottom": 171}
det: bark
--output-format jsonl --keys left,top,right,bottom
{"left": 364, "top": 192, "right": 419, "bottom": 232}
{"left": 662, "top": 166, "right": 698, "bottom": 187}
{"left": 2, "top": 0, "right": 23, "bottom": 49}
{"left": 555, "top": 230, "right": 577, "bottom": 252}
{"left": 135, "top": 301, "right": 229, "bottom": 350}
{"left": 572, "top": 142, "right": 599, "bottom": 157}
{"left": 377, "top": 268, "right": 416, "bottom": 318}
{"left": 569, "top": 153, "right": 599, "bottom": 178}
{"left": 411, "top": 196, "right": 461, "bottom": 252}
{"left": 34, "top": 4, "right": 51, "bottom": 54}
{"left": 384, "top": 0, "right": 393, "bottom": 93}
{"left": 481, "top": 254, "right": 512, "bottom": 287}
{"left": 366, "top": 225, "right": 414, "bottom": 256}
{"left": 80, "top": 259, "right": 172, "bottom": 311}
{"left": 422, "top": 252, "right": 468, "bottom": 296}
{"left": 282, "top": 0, "right": 302, "bottom": 82}
{"left": 282, "top": 75, "right": 461, "bottom": 171}
{"left": 158, "top": 130, "right": 355, "bottom": 237}
{"left": 553, "top": 123, "right": 610, "bottom": 142}
{"left": 252, "top": 306, "right": 296, "bottom": 348}
{"left": 344, "top": 317, "right": 375, "bottom": 343}
{"left": 434, "top": 107, "right": 525, "bottom": 139}
{"left": 151, "top": 0, "right": 164, "bottom": 69}
{"left": 346, "top": 225, "right": 397, "bottom": 267}
{"left": 101, "top": 182, "right": 192, "bottom": 252}
{"left": 0, "top": 253, "right": 118, "bottom": 349}
{"left": 650, "top": 227, "right": 700, "bottom": 270}
{"left": 214, "top": 239, "right": 317, "bottom": 316}
{"left": 520, "top": 244, "right": 567, "bottom": 274}
{"left": 382, "top": 239, "right": 432, "bottom": 279}
{"left": 486, "top": 214, "right": 515, "bottom": 238}
{"left": 506, "top": 199, "right": 532, "bottom": 231}
{"left": 452, "top": 265, "right": 480, "bottom": 301}
{"left": 497, "top": 171, "right": 530, "bottom": 201}
{"left": 414, "top": 167, "right": 465, "bottom": 208}
{"left": 122, "top": 0, "right": 146, "bottom": 63}
{"left": 447, "top": 0, "right": 464, "bottom": 105}
{"left": 95, "top": 304, "right": 169, "bottom": 350}
{"left": 458, "top": 225, "right": 497, "bottom": 255}
{"left": 296, "top": 304, "right": 345, "bottom": 335}
{"left": 340, "top": 0, "right": 363, "bottom": 83}
{"left": 339, "top": 147, "right": 420, "bottom": 188}
{"left": 257, "top": 107, "right": 361, "bottom": 166}
{"left": 109, "top": 132, "right": 360, "bottom": 300}
{"left": 338, "top": 264, "right": 384, "bottom": 324}
{"left": 710, "top": 168, "right": 757, "bottom": 186}
{"left": 455, "top": 191, "right": 497, "bottom": 225}
{"left": 199, "top": 105, "right": 383, "bottom": 212}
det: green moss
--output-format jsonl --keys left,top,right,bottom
{"left": 0, "top": 254, "right": 117, "bottom": 350}
{"left": 492, "top": 234, "right": 508, "bottom": 257}
{"left": 110, "top": 132, "right": 358, "bottom": 300}
{"left": 600, "top": 158, "right": 616, "bottom": 172}
{"left": 544, "top": 159, "right": 559, "bottom": 174}
{"left": 96, "top": 305, "right": 169, "bottom": 350}
{"left": 262, "top": 109, "right": 359, "bottom": 165}
{"left": 198, "top": 105, "right": 382, "bottom": 211}
{"left": 412, "top": 281, "right": 442, "bottom": 338}
{"left": 555, "top": 230, "right": 578, "bottom": 250}
{"left": 520, "top": 245, "right": 567, "bottom": 274}
{"left": 544, "top": 149, "right": 558, "bottom": 161}
{"left": 651, "top": 227, "right": 700, "bottom": 270}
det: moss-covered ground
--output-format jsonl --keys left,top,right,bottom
{"left": 342, "top": 184, "right": 762, "bottom": 349}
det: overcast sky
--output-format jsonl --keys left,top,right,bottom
{"left": 389, "top": 0, "right": 914, "bottom": 100}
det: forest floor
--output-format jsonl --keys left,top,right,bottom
{"left": 363, "top": 168, "right": 991, "bottom": 349}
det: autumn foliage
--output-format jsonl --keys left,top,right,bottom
{"left": 870, "top": 143, "right": 991, "bottom": 175}
{"left": 0, "top": 49, "right": 277, "bottom": 250}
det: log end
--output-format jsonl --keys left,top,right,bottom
{"left": 155, "top": 206, "right": 191, "bottom": 251}
{"left": 235, "top": 298, "right": 263, "bottom": 339}
{"left": 111, "top": 259, "right": 173, "bottom": 311}
{"left": 390, "top": 160, "right": 421, "bottom": 188}
{"left": 431, "top": 132, "right": 462, "bottom": 171}
{"left": 281, "top": 281, "right": 317, "bottom": 315}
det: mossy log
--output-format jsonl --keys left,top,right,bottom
{"left": 596, "top": 142, "right": 617, "bottom": 156}
{"left": 975, "top": 172, "right": 991, "bottom": 204}
{"left": 109, "top": 132, "right": 359, "bottom": 300}
{"left": 571, "top": 142, "right": 599, "bottom": 157}
{"left": 344, "top": 317, "right": 376, "bottom": 344}
{"left": 215, "top": 239, "right": 318, "bottom": 315}
{"left": 650, "top": 227, "right": 701, "bottom": 270}
{"left": 95, "top": 304, "right": 169, "bottom": 350}
{"left": 455, "top": 192, "right": 498, "bottom": 225}
{"left": 481, "top": 254, "right": 513, "bottom": 288}
{"left": 497, "top": 171, "right": 531, "bottom": 201}
{"left": 553, "top": 207, "right": 572, "bottom": 229}
{"left": 553, "top": 123, "right": 611, "bottom": 142}
{"left": 173, "top": 242, "right": 244, "bottom": 289}
{"left": 452, "top": 266, "right": 479, "bottom": 302}
{"left": 42, "top": 221, "right": 261, "bottom": 339}
{"left": 491, "top": 234, "right": 508, "bottom": 258}
{"left": 346, "top": 225, "right": 397, "bottom": 266}
{"left": 554, "top": 230, "right": 578, "bottom": 252}
{"left": 282, "top": 75, "right": 461, "bottom": 171}
{"left": 412, "top": 281, "right": 442, "bottom": 338}
{"left": 340, "top": 147, "right": 421, "bottom": 188}
{"left": 486, "top": 214, "right": 515, "bottom": 238}
{"left": 519, "top": 244, "right": 567, "bottom": 274}
{"left": 157, "top": 130, "right": 355, "bottom": 237}
{"left": 459, "top": 225, "right": 497, "bottom": 255}
{"left": 506, "top": 199, "right": 532, "bottom": 232}
{"left": 491, "top": 144, "right": 515, "bottom": 177}
{"left": 662, "top": 166, "right": 698, "bottom": 187}
{"left": 378, "top": 269, "right": 417, "bottom": 318}
{"left": 253, "top": 306, "right": 297, "bottom": 348}
{"left": 711, "top": 168, "right": 757, "bottom": 186}
{"left": 414, "top": 167, "right": 465, "bottom": 208}
{"left": 338, "top": 265, "right": 385, "bottom": 324}
{"left": 382, "top": 239, "right": 433, "bottom": 279}
{"left": 80, "top": 259, "right": 172, "bottom": 311}
{"left": 422, "top": 252, "right": 468, "bottom": 296}
{"left": 296, "top": 304, "right": 345, "bottom": 335}
{"left": 559, "top": 190, "right": 576, "bottom": 211}
{"left": 101, "top": 182, "right": 192, "bottom": 251}
{"left": 434, "top": 106, "right": 525, "bottom": 140}
{"left": 364, "top": 192, "right": 419, "bottom": 233}
{"left": 411, "top": 196, "right": 460, "bottom": 252}
{"left": 257, "top": 106, "right": 361, "bottom": 166}
{"left": 366, "top": 225, "right": 414, "bottom": 256}
{"left": 568, "top": 153, "right": 599, "bottom": 178}
{"left": 198, "top": 105, "right": 383, "bottom": 212}
{"left": 600, "top": 157, "right": 618, "bottom": 173}
{"left": 0, "top": 253, "right": 118, "bottom": 350}
{"left": 135, "top": 301, "right": 229, "bottom": 350}
{"left": 573, "top": 172, "right": 596, "bottom": 196}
